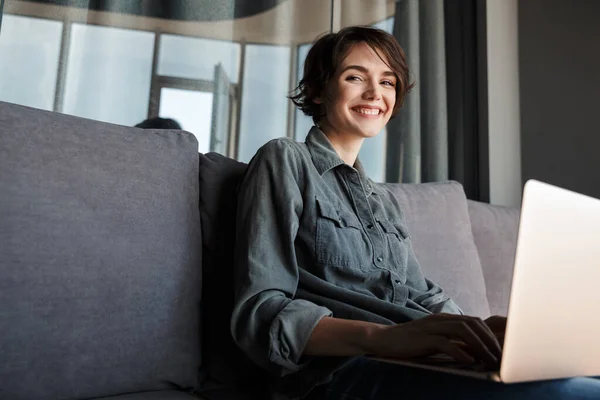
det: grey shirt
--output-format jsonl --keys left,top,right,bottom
{"left": 231, "top": 127, "right": 462, "bottom": 399}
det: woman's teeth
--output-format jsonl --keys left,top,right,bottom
{"left": 353, "top": 108, "right": 380, "bottom": 115}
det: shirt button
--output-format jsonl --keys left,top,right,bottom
{"left": 367, "top": 224, "right": 374, "bottom": 229}
{"left": 395, "top": 279, "right": 401, "bottom": 284}
{"left": 377, "top": 256, "right": 383, "bottom": 262}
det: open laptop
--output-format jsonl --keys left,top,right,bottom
{"left": 373, "top": 179, "right": 600, "bottom": 383}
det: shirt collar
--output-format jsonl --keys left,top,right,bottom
{"left": 305, "top": 126, "right": 381, "bottom": 196}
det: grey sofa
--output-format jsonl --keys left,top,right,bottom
{"left": 0, "top": 101, "right": 520, "bottom": 400}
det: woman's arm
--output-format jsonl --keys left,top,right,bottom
{"left": 303, "top": 316, "right": 384, "bottom": 357}
{"left": 231, "top": 139, "right": 332, "bottom": 376}
{"left": 304, "top": 314, "right": 502, "bottom": 367}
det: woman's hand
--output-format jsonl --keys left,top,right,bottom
{"left": 484, "top": 315, "right": 507, "bottom": 347}
{"left": 367, "top": 313, "right": 503, "bottom": 367}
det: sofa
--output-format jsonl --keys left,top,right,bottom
{"left": 0, "top": 100, "right": 520, "bottom": 400}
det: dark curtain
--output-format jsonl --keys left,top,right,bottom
{"left": 445, "top": 0, "right": 489, "bottom": 202}
{"left": 0, "top": 0, "right": 4, "bottom": 31}
{"left": 386, "top": 0, "right": 488, "bottom": 201}
{"left": 388, "top": 0, "right": 448, "bottom": 185}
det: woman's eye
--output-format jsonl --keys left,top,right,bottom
{"left": 346, "top": 75, "right": 362, "bottom": 81}
{"left": 382, "top": 80, "right": 396, "bottom": 87}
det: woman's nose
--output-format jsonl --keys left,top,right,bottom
{"left": 363, "top": 81, "right": 381, "bottom": 100}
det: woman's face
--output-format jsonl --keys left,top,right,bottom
{"left": 318, "top": 42, "right": 397, "bottom": 142}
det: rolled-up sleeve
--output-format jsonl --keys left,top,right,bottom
{"left": 416, "top": 279, "right": 463, "bottom": 314}
{"left": 230, "top": 140, "right": 332, "bottom": 377}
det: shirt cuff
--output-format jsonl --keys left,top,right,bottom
{"left": 268, "top": 299, "right": 332, "bottom": 376}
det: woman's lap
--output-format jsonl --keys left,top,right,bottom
{"left": 306, "top": 357, "right": 600, "bottom": 400}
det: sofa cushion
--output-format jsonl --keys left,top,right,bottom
{"left": 382, "top": 181, "right": 491, "bottom": 318}
{"left": 467, "top": 200, "right": 520, "bottom": 316}
{"left": 0, "top": 102, "right": 202, "bottom": 400}
{"left": 197, "top": 153, "right": 266, "bottom": 399}
{"left": 199, "top": 152, "right": 247, "bottom": 255}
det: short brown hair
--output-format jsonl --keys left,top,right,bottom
{"left": 289, "top": 26, "right": 415, "bottom": 124}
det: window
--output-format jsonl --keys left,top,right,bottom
{"left": 158, "top": 88, "right": 213, "bottom": 153}
{"left": 238, "top": 44, "right": 291, "bottom": 163}
{"left": 62, "top": 24, "right": 154, "bottom": 126}
{"left": 158, "top": 34, "right": 240, "bottom": 83}
{"left": 0, "top": 14, "right": 62, "bottom": 110}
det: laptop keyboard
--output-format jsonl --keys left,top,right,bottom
{"left": 409, "top": 355, "right": 499, "bottom": 372}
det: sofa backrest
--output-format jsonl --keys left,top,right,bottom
{"left": 0, "top": 102, "right": 202, "bottom": 400}
{"left": 197, "top": 152, "right": 267, "bottom": 399}
{"left": 467, "top": 200, "right": 520, "bottom": 316}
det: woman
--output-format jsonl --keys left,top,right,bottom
{"left": 230, "top": 26, "right": 600, "bottom": 400}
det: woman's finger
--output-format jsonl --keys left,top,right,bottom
{"left": 437, "top": 338, "right": 475, "bottom": 364}
{"left": 432, "top": 319, "right": 499, "bottom": 366}
{"left": 432, "top": 315, "right": 502, "bottom": 360}
{"left": 485, "top": 315, "right": 507, "bottom": 333}
{"left": 467, "top": 317, "right": 503, "bottom": 358}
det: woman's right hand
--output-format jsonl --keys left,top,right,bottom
{"left": 367, "top": 313, "right": 502, "bottom": 367}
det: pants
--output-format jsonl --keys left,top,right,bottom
{"left": 304, "top": 357, "right": 600, "bottom": 400}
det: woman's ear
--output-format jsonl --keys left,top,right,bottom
{"left": 313, "top": 97, "right": 323, "bottom": 105}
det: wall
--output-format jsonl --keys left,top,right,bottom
{"left": 519, "top": 0, "right": 600, "bottom": 199}
{"left": 486, "top": 0, "right": 522, "bottom": 207}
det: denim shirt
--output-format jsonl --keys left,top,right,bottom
{"left": 231, "top": 127, "right": 461, "bottom": 399}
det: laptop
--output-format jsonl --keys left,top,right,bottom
{"left": 373, "top": 179, "right": 600, "bottom": 383}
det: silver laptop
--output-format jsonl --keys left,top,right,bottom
{"left": 374, "top": 180, "right": 600, "bottom": 383}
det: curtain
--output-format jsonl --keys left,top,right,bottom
{"left": 0, "top": 0, "right": 4, "bottom": 30}
{"left": 387, "top": 0, "right": 448, "bottom": 184}
{"left": 386, "top": 0, "right": 487, "bottom": 201}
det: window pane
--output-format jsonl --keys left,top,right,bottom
{"left": 238, "top": 44, "right": 291, "bottom": 163}
{"left": 373, "top": 16, "right": 394, "bottom": 34}
{"left": 62, "top": 24, "right": 154, "bottom": 126}
{"left": 0, "top": 14, "right": 62, "bottom": 110}
{"left": 158, "top": 35, "right": 240, "bottom": 84}
{"left": 159, "top": 88, "right": 212, "bottom": 153}
{"left": 358, "top": 128, "right": 387, "bottom": 182}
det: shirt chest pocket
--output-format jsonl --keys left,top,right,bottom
{"left": 315, "top": 199, "right": 369, "bottom": 268}
{"left": 377, "top": 219, "right": 411, "bottom": 276}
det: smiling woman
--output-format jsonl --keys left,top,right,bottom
{"left": 288, "top": 26, "right": 416, "bottom": 176}
{"left": 231, "top": 25, "right": 465, "bottom": 399}
{"left": 230, "top": 26, "right": 466, "bottom": 399}
{"left": 290, "top": 27, "right": 414, "bottom": 125}
{"left": 230, "top": 25, "right": 600, "bottom": 400}
{"left": 311, "top": 42, "right": 399, "bottom": 165}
